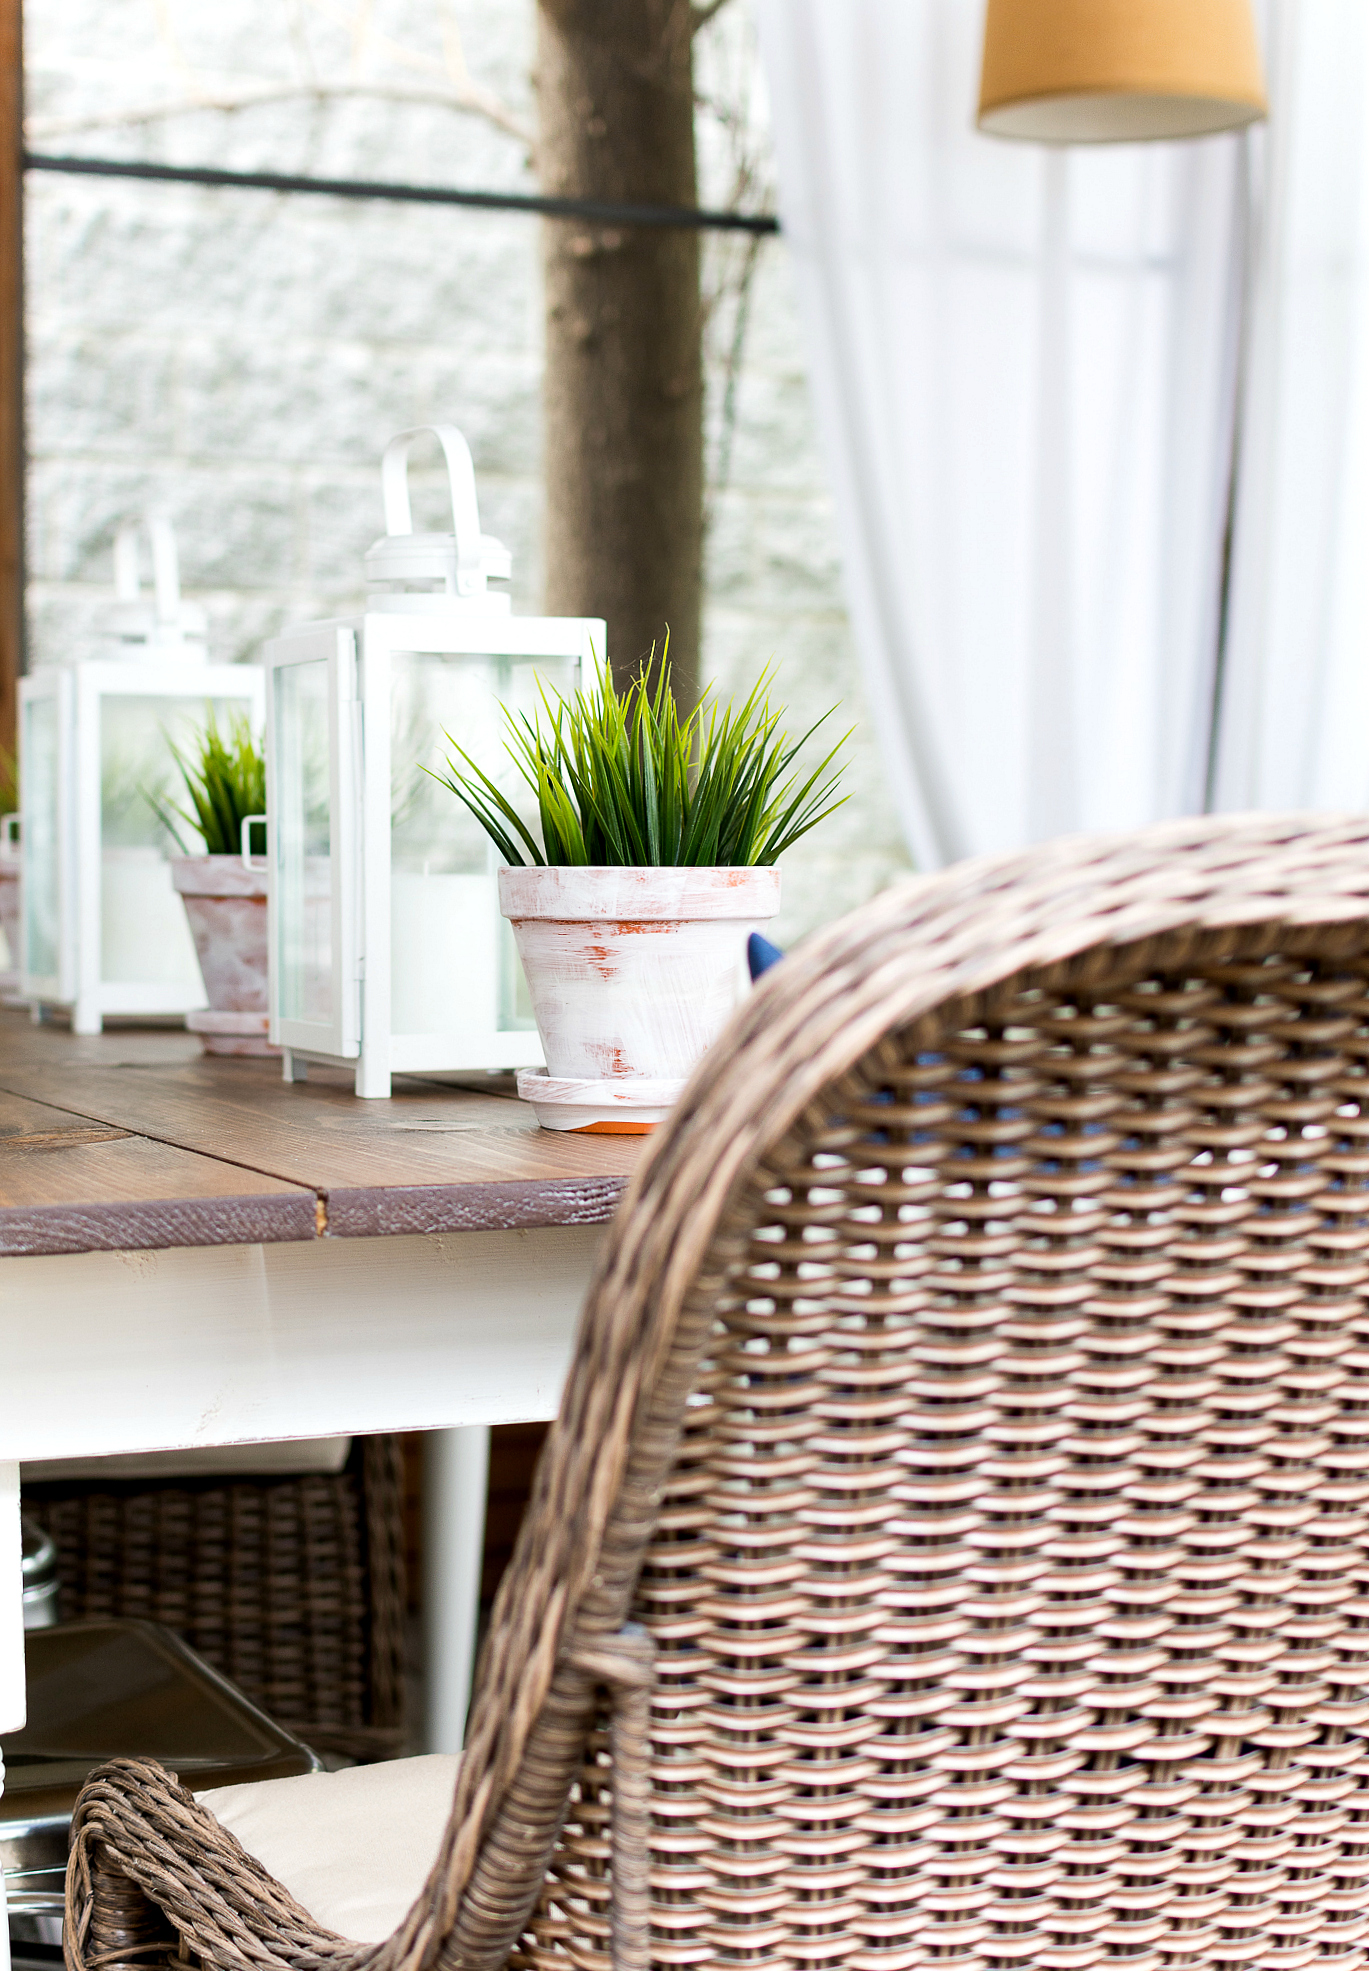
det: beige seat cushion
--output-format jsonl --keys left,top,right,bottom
{"left": 196, "top": 1753, "right": 461, "bottom": 1943}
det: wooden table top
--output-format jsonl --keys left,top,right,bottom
{"left": 0, "top": 1011, "right": 642, "bottom": 1259}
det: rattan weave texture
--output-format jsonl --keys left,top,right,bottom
{"left": 64, "top": 815, "right": 1369, "bottom": 1971}
{"left": 29, "top": 1436, "right": 406, "bottom": 1761}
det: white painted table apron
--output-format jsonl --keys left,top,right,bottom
{"left": 0, "top": 1222, "right": 600, "bottom": 1969}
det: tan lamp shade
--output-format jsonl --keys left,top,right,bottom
{"left": 978, "top": 0, "right": 1267, "bottom": 143}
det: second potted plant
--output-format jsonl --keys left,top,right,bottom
{"left": 158, "top": 713, "right": 275, "bottom": 1057}
{"left": 434, "top": 658, "right": 846, "bottom": 1132}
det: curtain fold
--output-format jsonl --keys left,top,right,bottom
{"left": 758, "top": 0, "right": 1248, "bottom": 868}
{"left": 1210, "top": 1, "right": 1369, "bottom": 813}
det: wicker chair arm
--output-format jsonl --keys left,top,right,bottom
{"left": 65, "top": 1758, "right": 363, "bottom": 1971}
{"left": 565, "top": 1627, "right": 656, "bottom": 1971}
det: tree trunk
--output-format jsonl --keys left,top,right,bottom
{"left": 537, "top": 0, "right": 703, "bottom": 709}
{"left": 0, "top": 0, "right": 23, "bottom": 763}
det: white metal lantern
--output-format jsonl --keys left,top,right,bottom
{"left": 17, "top": 516, "right": 265, "bottom": 1034}
{"left": 264, "top": 425, "right": 604, "bottom": 1098}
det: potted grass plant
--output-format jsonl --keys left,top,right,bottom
{"left": 433, "top": 658, "right": 847, "bottom": 1132}
{"left": 157, "top": 713, "right": 275, "bottom": 1056}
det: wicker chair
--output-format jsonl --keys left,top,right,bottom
{"left": 65, "top": 812, "right": 1369, "bottom": 1971}
{"left": 27, "top": 1436, "right": 407, "bottom": 1763}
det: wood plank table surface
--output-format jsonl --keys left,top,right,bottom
{"left": 0, "top": 1007, "right": 642, "bottom": 1256}
{"left": 0, "top": 1007, "right": 649, "bottom": 1788}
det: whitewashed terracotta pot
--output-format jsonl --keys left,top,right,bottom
{"left": 499, "top": 864, "right": 780, "bottom": 1133}
{"left": 170, "top": 855, "right": 277, "bottom": 1057}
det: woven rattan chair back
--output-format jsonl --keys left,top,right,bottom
{"left": 65, "top": 815, "right": 1369, "bottom": 1971}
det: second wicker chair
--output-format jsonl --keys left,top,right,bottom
{"left": 28, "top": 1435, "right": 407, "bottom": 1763}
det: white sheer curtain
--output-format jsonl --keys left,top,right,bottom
{"left": 757, "top": 0, "right": 1248, "bottom": 868}
{"left": 1211, "top": 2, "right": 1369, "bottom": 812}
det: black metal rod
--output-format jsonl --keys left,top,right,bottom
{"left": 23, "top": 151, "right": 781, "bottom": 235}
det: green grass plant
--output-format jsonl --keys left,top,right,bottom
{"left": 154, "top": 711, "right": 266, "bottom": 857}
{"left": 431, "top": 652, "right": 848, "bottom": 868}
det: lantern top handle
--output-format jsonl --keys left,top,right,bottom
{"left": 114, "top": 514, "right": 182, "bottom": 626}
{"left": 106, "top": 513, "right": 208, "bottom": 660}
{"left": 366, "top": 425, "right": 512, "bottom": 610}
{"left": 381, "top": 426, "right": 482, "bottom": 589}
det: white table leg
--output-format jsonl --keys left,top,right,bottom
{"left": 1, "top": 1458, "right": 25, "bottom": 1971}
{"left": 422, "top": 1426, "right": 490, "bottom": 1754}
{"left": 0, "top": 1782, "right": 9, "bottom": 1971}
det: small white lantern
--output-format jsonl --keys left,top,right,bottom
{"left": 17, "top": 517, "right": 265, "bottom": 1034}
{"left": 264, "top": 426, "right": 603, "bottom": 1098}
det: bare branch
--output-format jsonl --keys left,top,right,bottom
{"left": 27, "top": 79, "right": 533, "bottom": 147}
{"left": 303, "top": 0, "right": 530, "bottom": 138}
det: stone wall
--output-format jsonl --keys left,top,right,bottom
{"left": 24, "top": 0, "right": 911, "bottom": 943}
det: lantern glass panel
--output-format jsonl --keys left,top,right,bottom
{"left": 22, "top": 691, "right": 61, "bottom": 983}
{"left": 274, "top": 656, "right": 334, "bottom": 1027}
{"left": 98, "top": 693, "right": 231, "bottom": 991}
{"left": 387, "top": 648, "right": 578, "bottom": 1042}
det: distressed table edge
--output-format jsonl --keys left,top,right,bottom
{"left": 323, "top": 1174, "right": 630, "bottom": 1240}
{"left": 0, "top": 1191, "right": 321, "bottom": 1260}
